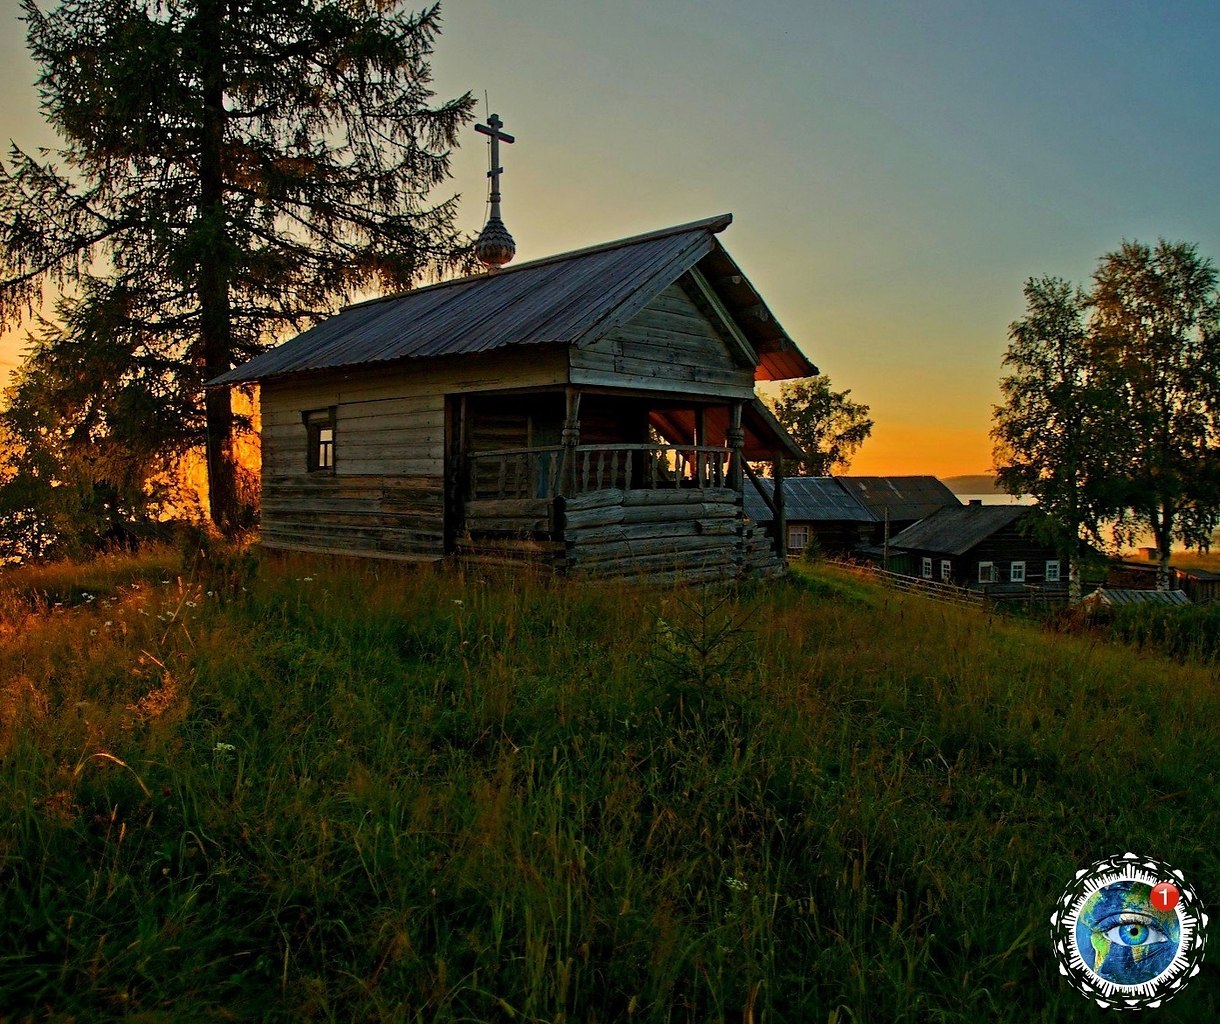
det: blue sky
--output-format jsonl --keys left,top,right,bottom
{"left": 3, "top": 0, "right": 1218, "bottom": 474}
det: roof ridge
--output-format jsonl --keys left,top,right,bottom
{"left": 344, "top": 213, "right": 733, "bottom": 312}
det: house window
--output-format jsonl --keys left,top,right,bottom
{"left": 978, "top": 561, "right": 996, "bottom": 583}
{"left": 787, "top": 524, "right": 810, "bottom": 553}
{"left": 304, "top": 407, "right": 336, "bottom": 472}
{"left": 921, "top": 557, "right": 933, "bottom": 579}
{"left": 1010, "top": 561, "right": 1026, "bottom": 583}
{"left": 1045, "top": 560, "right": 1061, "bottom": 582}
{"left": 940, "top": 560, "right": 952, "bottom": 582}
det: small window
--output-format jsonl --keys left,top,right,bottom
{"left": 1045, "top": 560, "right": 1061, "bottom": 582}
{"left": 788, "top": 524, "right": 810, "bottom": 553}
{"left": 940, "top": 560, "right": 952, "bottom": 582}
{"left": 1010, "top": 561, "right": 1026, "bottom": 583}
{"left": 978, "top": 561, "right": 995, "bottom": 583}
{"left": 304, "top": 407, "right": 336, "bottom": 472}
{"left": 921, "top": 557, "right": 933, "bottom": 579}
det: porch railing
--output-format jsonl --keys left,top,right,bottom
{"left": 465, "top": 445, "right": 563, "bottom": 502}
{"left": 465, "top": 444, "right": 735, "bottom": 501}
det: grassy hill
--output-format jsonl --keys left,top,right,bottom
{"left": 1, "top": 548, "right": 1217, "bottom": 1022}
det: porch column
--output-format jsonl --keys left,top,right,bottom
{"left": 727, "top": 401, "right": 745, "bottom": 494}
{"left": 558, "top": 387, "right": 582, "bottom": 497}
{"left": 773, "top": 452, "right": 787, "bottom": 561}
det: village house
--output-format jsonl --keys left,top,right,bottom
{"left": 835, "top": 476, "right": 962, "bottom": 545}
{"left": 878, "top": 502, "right": 1066, "bottom": 595}
{"left": 209, "top": 213, "right": 817, "bottom": 582}
{"left": 743, "top": 475, "right": 961, "bottom": 556}
{"left": 1106, "top": 551, "right": 1220, "bottom": 604}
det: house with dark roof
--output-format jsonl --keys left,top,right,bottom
{"left": 209, "top": 214, "right": 817, "bottom": 581}
{"left": 736, "top": 475, "right": 946, "bottom": 556}
{"left": 836, "top": 476, "right": 962, "bottom": 543}
{"left": 881, "top": 502, "right": 1065, "bottom": 593}
{"left": 1105, "top": 555, "right": 1220, "bottom": 605}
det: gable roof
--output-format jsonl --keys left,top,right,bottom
{"left": 887, "top": 504, "right": 1031, "bottom": 556}
{"left": 836, "top": 476, "right": 962, "bottom": 522}
{"left": 210, "top": 214, "right": 816, "bottom": 387}
{"left": 743, "top": 476, "right": 874, "bottom": 524}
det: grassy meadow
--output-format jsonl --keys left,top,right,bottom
{"left": 1, "top": 547, "right": 1218, "bottom": 1022}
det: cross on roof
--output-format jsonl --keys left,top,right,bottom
{"left": 475, "top": 113, "right": 515, "bottom": 214}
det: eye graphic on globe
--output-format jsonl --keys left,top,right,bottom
{"left": 1051, "top": 853, "right": 1208, "bottom": 1011}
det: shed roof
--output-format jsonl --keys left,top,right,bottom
{"left": 743, "top": 476, "right": 874, "bottom": 524}
{"left": 887, "top": 504, "right": 1031, "bottom": 556}
{"left": 1083, "top": 588, "right": 1192, "bottom": 607}
{"left": 836, "top": 476, "right": 962, "bottom": 522}
{"left": 210, "top": 214, "right": 816, "bottom": 387}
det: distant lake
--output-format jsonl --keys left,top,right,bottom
{"left": 953, "top": 492, "right": 1032, "bottom": 505}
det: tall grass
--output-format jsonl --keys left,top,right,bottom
{"left": 0, "top": 552, "right": 1217, "bottom": 1021}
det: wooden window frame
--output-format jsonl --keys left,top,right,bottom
{"left": 978, "top": 561, "right": 996, "bottom": 583}
{"left": 940, "top": 559, "right": 952, "bottom": 582}
{"left": 788, "top": 524, "right": 810, "bottom": 553}
{"left": 1010, "top": 560, "right": 1026, "bottom": 583}
{"left": 921, "top": 557, "right": 933, "bottom": 579}
{"left": 1045, "top": 560, "right": 1060, "bottom": 582}
{"left": 304, "top": 407, "right": 337, "bottom": 473}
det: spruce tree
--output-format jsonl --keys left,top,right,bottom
{"left": 0, "top": 0, "right": 473, "bottom": 540}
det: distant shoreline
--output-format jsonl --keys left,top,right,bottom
{"left": 942, "top": 473, "right": 1002, "bottom": 495}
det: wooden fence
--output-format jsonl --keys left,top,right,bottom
{"left": 833, "top": 561, "right": 985, "bottom": 608}
{"left": 832, "top": 560, "right": 1069, "bottom": 610}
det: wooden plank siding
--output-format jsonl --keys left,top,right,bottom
{"left": 570, "top": 280, "right": 756, "bottom": 398}
{"left": 897, "top": 521, "right": 1062, "bottom": 590}
{"left": 260, "top": 349, "right": 568, "bottom": 562}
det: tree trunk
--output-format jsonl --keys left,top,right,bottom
{"left": 1068, "top": 555, "right": 1082, "bottom": 605}
{"left": 1154, "top": 508, "right": 1172, "bottom": 592}
{"left": 196, "top": 0, "right": 239, "bottom": 534}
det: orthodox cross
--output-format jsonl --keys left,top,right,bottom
{"left": 475, "top": 114, "right": 515, "bottom": 219}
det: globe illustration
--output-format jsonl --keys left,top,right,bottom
{"left": 1075, "top": 880, "right": 1181, "bottom": 985}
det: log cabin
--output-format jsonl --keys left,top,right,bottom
{"left": 881, "top": 502, "right": 1067, "bottom": 596}
{"left": 208, "top": 213, "right": 818, "bottom": 583}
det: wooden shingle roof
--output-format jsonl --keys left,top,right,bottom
{"left": 743, "top": 477, "right": 875, "bottom": 524}
{"left": 887, "top": 504, "right": 1031, "bottom": 556}
{"left": 210, "top": 214, "right": 815, "bottom": 387}
{"left": 836, "top": 476, "right": 962, "bottom": 522}
{"left": 1083, "top": 588, "right": 1192, "bottom": 607}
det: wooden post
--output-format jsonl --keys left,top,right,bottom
{"left": 727, "top": 402, "right": 744, "bottom": 493}
{"left": 554, "top": 387, "right": 581, "bottom": 545}
{"left": 773, "top": 453, "right": 786, "bottom": 562}
{"left": 727, "top": 402, "right": 746, "bottom": 572}
{"left": 882, "top": 504, "right": 890, "bottom": 571}
{"left": 557, "top": 387, "right": 582, "bottom": 497}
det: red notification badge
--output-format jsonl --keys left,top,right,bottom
{"left": 1151, "top": 882, "right": 1180, "bottom": 911}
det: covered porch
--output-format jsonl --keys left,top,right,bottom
{"left": 450, "top": 386, "right": 800, "bottom": 581}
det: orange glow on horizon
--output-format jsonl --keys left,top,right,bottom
{"left": 845, "top": 420, "right": 993, "bottom": 480}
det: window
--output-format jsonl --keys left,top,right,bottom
{"left": 1010, "top": 561, "right": 1026, "bottom": 583}
{"left": 1045, "top": 560, "right": 1061, "bottom": 582}
{"left": 978, "top": 561, "right": 996, "bottom": 583}
{"left": 787, "top": 524, "right": 810, "bottom": 553}
{"left": 921, "top": 557, "right": 933, "bottom": 579}
{"left": 304, "top": 407, "right": 336, "bottom": 472}
{"left": 940, "top": 560, "right": 952, "bottom": 582}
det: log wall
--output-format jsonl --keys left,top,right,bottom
{"left": 558, "top": 487, "right": 764, "bottom": 583}
{"left": 259, "top": 349, "right": 567, "bottom": 561}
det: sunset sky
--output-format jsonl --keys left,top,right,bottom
{"left": 2, "top": 1, "right": 1219, "bottom": 476}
